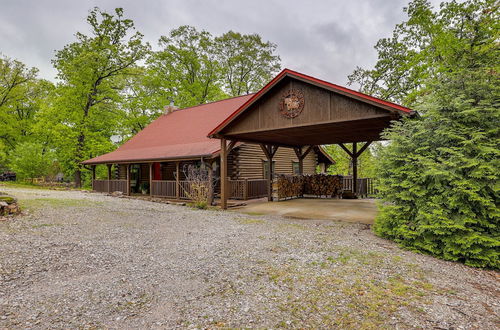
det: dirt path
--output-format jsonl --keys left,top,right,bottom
{"left": 0, "top": 186, "right": 498, "bottom": 329}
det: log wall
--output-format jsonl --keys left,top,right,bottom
{"left": 229, "top": 143, "right": 317, "bottom": 180}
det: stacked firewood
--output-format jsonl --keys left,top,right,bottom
{"left": 303, "top": 174, "right": 343, "bottom": 198}
{"left": 275, "top": 175, "right": 304, "bottom": 199}
{"left": 274, "top": 174, "right": 343, "bottom": 200}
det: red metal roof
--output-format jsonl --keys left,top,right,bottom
{"left": 82, "top": 94, "right": 254, "bottom": 164}
{"left": 83, "top": 69, "right": 413, "bottom": 165}
{"left": 209, "top": 68, "right": 414, "bottom": 136}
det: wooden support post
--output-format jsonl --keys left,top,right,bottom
{"left": 338, "top": 141, "right": 372, "bottom": 197}
{"left": 338, "top": 143, "right": 353, "bottom": 157}
{"left": 107, "top": 164, "right": 112, "bottom": 193}
{"left": 206, "top": 159, "right": 214, "bottom": 206}
{"left": 149, "top": 163, "right": 153, "bottom": 197}
{"left": 294, "top": 145, "right": 314, "bottom": 175}
{"left": 260, "top": 143, "right": 278, "bottom": 201}
{"left": 220, "top": 138, "right": 228, "bottom": 209}
{"left": 175, "top": 161, "right": 180, "bottom": 200}
{"left": 126, "top": 164, "right": 130, "bottom": 196}
{"left": 267, "top": 151, "right": 273, "bottom": 201}
{"left": 91, "top": 165, "right": 96, "bottom": 190}
{"left": 352, "top": 143, "right": 358, "bottom": 195}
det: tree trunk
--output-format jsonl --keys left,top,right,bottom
{"left": 74, "top": 132, "right": 85, "bottom": 188}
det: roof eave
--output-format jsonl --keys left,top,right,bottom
{"left": 316, "top": 146, "right": 336, "bottom": 164}
{"left": 208, "top": 68, "right": 414, "bottom": 137}
{"left": 81, "top": 153, "right": 217, "bottom": 165}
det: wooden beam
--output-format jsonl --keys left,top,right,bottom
{"left": 175, "top": 161, "right": 180, "bottom": 200}
{"left": 91, "top": 165, "right": 96, "bottom": 190}
{"left": 126, "top": 164, "right": 130, "bottom": 196}
{"left": 293, "top": 147, "right": 302, "bottom": 159}
{"left": 291, "top": 145, "right": 314, "bottom": 175}
{"left": 149, "top": 163, "right": 153, "bottom": 197}
{"left": 293, "top": 147, "right": 303, "bottom": 174}
{"left": 267, "top": 156, "right": 273, "bottom": 201}
{"left": 220, "top": 138, "right": 228, "bottom": 209}
{"left": 107, "top": 164, "right": 112, "bottom": 193}
{"left": 352, "top": 143, "right": 358, "bottom": 195}
{"left": 227, "top": 140, "right": 237, "bottom": 153}
{"left": 301, "top": 145, "right": 314, "bottom": 159}
{"left": 270, "top": 145, "right": 279, "bottom": 158}
{"left": 259, "top": 143, "right": 278, "bottom": 201}
{"left": 259, "top": 143, "right": 272, "bottom": 159}
{"left": 355, "top": 141, "right": 373, "bottom": 158}
{"left": 338, "top": 143, "right": 353, "bottom": 157}
{"left": 206, "top": 160, "right": 214, "bottom": 206}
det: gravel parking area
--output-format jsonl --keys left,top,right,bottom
{"left": 0, "top": 186, "right": 498, "bottom": 329}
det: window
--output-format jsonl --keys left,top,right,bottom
{"left": 262, "top": 160, "right": 276, "bottom": 179}
{"left": 292, "top": 161, "right": 300, "bottom": 175}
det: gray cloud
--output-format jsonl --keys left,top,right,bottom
{"left": 0, "top": 0, "right": 442, "bottom": 87}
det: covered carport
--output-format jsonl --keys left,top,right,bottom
{"left": 209, "top": 69, "right": 415, "bottom": 209}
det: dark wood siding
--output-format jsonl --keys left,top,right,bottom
{"left": 118, "top": 165, "right": 127, "bottom": 180}
{"left": 223, "top": 78, "right": 388, "bottom": 136}
{"left": 228, "top": 143, "right": 317, "bottom": 179}
{"left": 115, "top": 143, "right": 322, "bottom": 181}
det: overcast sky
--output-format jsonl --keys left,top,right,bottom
{"left": 0, "top": 0, "right": 441, "bottom": 86}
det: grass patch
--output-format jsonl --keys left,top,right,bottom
{"left": 1, "top": 182, "right": 45, "bottom": 190}
{"left": 235, "top": 218, "right": 265, "bottom": 225}
{"left": 20, "top": 198, "right": 101, "bottom": 211}
{"left": 278, "top": 222, "right": 308, "bottom": 231}
{"left": 31, "top": 223, "right": 63, "bottom": 229}
{"left": 0, "top": 181, "right": 84, "bottom": 191}
{"left": 1, "top": 182, "right": 55, "bottom": 190}
{"left": 242, "top": 211, "right": 266, "bottom": 216}
{"left": 266, "top": 248, "right": 435, "bottom": 328}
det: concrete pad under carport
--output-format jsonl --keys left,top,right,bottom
{"left": 233, "top": 198, "right": 378, "bottom": 224}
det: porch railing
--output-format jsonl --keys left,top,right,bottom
{"left": 92, "top": 179, "right": 128, "bottom": 194}
{"left": 93, "top": 178, "right": 271, "bottom": 201}
{"left": 151, "top": 180, "right": 211, "bottom": 200}
{"left": 229, "top": 179, "right": 269, "bottom": 200}
{"left": 342, "top": 177, "right": 376, "bottom": 197}
{"left": 151, "top": 180, "right": 176, "bottom": 198}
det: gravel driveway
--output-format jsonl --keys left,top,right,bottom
{"left": 0, "top": 187, "right": 498, "bottom": 329}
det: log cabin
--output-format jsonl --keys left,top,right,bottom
{"left": 83, "top": 68, "right": 414, "bottom": 205}
{"left": 82, "top": 93, "right": 334, "bottom": 200}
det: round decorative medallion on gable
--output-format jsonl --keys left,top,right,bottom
{"left": 279, "top": 89, "right": 304, "bottom": 119}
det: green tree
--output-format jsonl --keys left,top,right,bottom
{"left": 365, "top": 0, "right": 499, "bottom": 268}
{"left": 375, "top": 82, "right": 499, "bottom": 268}
{"left": 46, "top": 7, "right": 149, "bottom": 187}
{"left": 0, "top": 141, "right": 8, "bottom": 171}
{"left": 148, "top": 26, "right": 225, "bottom": 108}
{"left": 348, "top": 0, "right": 499, "bottom": 107}
{"left": 147, "top": 26, "right": 281, "bottom": 108}
{"left": 324, "top": 144, "right": 377, "bottom": 178}
{"left": 119, "top": 66, "right": 165, "bottom": 138}
{"left": 10, "top": 142, "right": 54, "bottom": 182}
{"left": 215, "top": 31, "right": 281, "bottom": 96}
{"left": 0, "top": 55, "right": 51, "bottom": 157}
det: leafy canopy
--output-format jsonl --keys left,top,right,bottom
{"left": 0, "top": 54, "right": 52, "bottom": 169}
{"left": 43, "top": 7, "right": 150, "bottom": 186}
{"left": 10, "top": 142, "right": 54, "bottom": 182}
{"left": 348, "top": 0, "right": 499, "bottom": 107}
{"left": 147, "top": 25, "right": 281, "bottom": 108}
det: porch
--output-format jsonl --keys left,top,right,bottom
{"left": 91, "top": 163, "right": 375, "bottom": 202}
{"left": 90, "top": 160, "right": 270, "bottom": 201}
